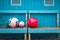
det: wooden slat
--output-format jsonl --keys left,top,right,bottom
{"left": 28, "top": 27, "right": 60, "bottom": 33}
{"left": 0, "top": 28, "right": 27, "bottom": 33}
{"left": 24, "top": 33, "right": 27, "bottom": 40}
{"left": 28, "top": 33, "right": 31, "bottom": 40}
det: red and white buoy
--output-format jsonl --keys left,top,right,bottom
{"left": 8, "top": 17, "right": 18, "bottom": 28}
{"left": 19, "top": 21, "right": 25, "bottom": 28}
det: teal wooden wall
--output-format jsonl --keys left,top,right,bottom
{"left": 0, "top": 0, "right": 60, "bottom": 26}
{"left": 0, "top": 0, "right": 60, "bottom": 39}
{"left": 0, "top": 0, "right": 59, "bottom": 10}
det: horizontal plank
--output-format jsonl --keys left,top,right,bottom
{"left": 0, "top": 10, "right": 59, "bottom": 13}
{"left": 29, "top": 10, "right": 59, "bottom": 13}
{"left": 28, "top": 27, "right": 60, "bottom": 33}
{"left": 0, "top": 28, "right": 27, "bottom": 33}
{"left": 0, "top": 27, "right": 60, "bottom": 33}
{"left": 0, "top": 10, "right": 27, "bottom": 13}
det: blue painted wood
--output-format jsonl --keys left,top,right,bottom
{"left": 0, "top": 0, "right": 59, "bottom": 10}
{"left": 0, "top": 33, "right": 24, "bottom": 39}
{"left": 0, "top": 28, "right": 27, "bottom": 33}
{"left": 30, "top": 13, "right": 57, "bottom": 27}
{"left": 31, "top": 33, "right": 56, "bottom": 38}
{"left": 0, "top": 13, "right": 26, "bottom": 28}
{"left": 0, "top": 10, "right": 59, "bottom": 13}
{"left": 59, "top": 14, "right": 60, "bottom": 27}
{"left": 0, "top": 10, "right": 27, "bottom": 13}
{"left": 28, "top": 28, "right": 60, "bottom": 33}
{"left": 0, "top": 0, "right": 59, "bottom": 38}
{"left": 29, "top": 10, "right": 59, "bottom": 13}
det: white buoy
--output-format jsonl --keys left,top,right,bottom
{"left": 8, "top": 17, "right": 18, "bottom": 28}
{"left": 19, "top": 21, "right": 25, "bottom": 28}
